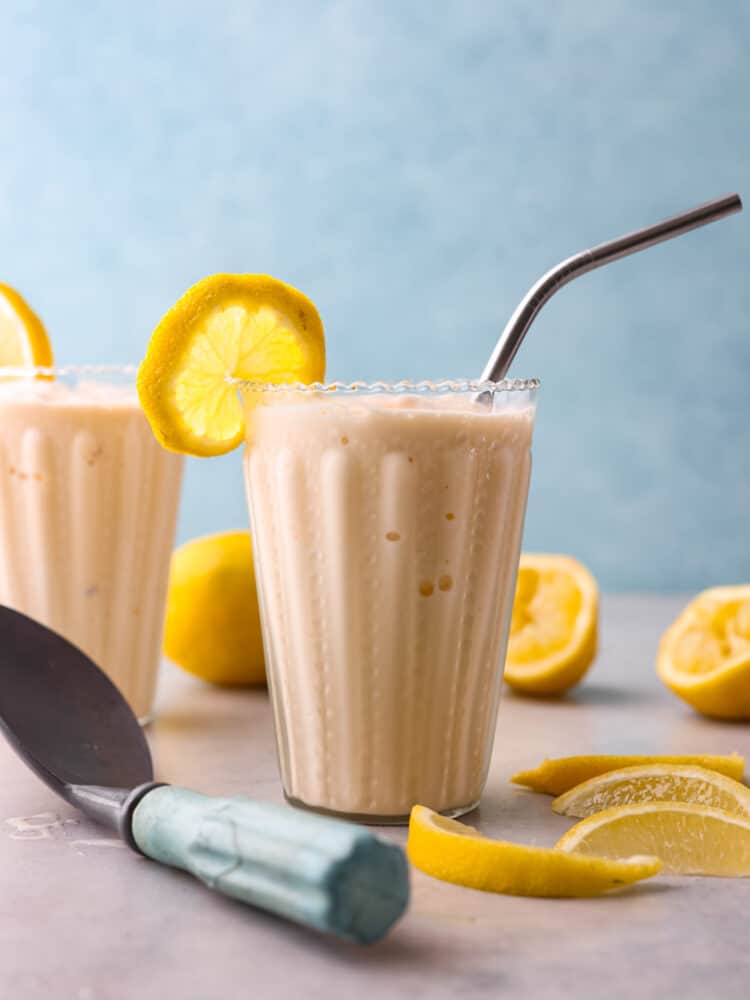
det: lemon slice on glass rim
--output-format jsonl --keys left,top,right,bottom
{"left": 137, "top": 274, "right": 326, "bottom": 457}
{"left": 0, "top": 283, "right": 54, "bottom": 369}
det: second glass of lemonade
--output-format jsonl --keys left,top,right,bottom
{"left": 242, "top": 379, "right": 538, "bottom": 822}
{"left": 0, "top": 367, "right": 184, "bottom": 722}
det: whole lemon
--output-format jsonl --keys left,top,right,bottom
{"left": 163, "top": 531, "right": 266, "bottom": 686}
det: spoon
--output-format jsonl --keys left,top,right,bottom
{"left": 0, "top": 604, "right": 409, "bottom": 944}
{"left": 482, "top": 192, "right": 742, "bottom": 382}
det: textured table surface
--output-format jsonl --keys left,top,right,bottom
{"left": 1, "top": 594, "right": 748, "bottom": 1000}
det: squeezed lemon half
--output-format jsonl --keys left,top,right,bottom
{"left": 510, "top": 753, "right": 745, "bottom": 796}
{"left": 137, "top": 274, "right": 325, "bottom": 457}
{"left": 505, "top": 554, "right": 598, "bottom": 695}
{"left": 657, "top": 585, "right": 750, "bottom": 718}
{"left": 407, "top": 805, "right": 661, "bottom": 897}
{"left": 0, "top": 283, "right": 54, "bottom": 369}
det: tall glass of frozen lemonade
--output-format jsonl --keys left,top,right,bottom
{"left": 242, "top": 380, "right": 538, "bottom": 822}
{"left": 0, "top": 367, "right": 184, "bottom": 721}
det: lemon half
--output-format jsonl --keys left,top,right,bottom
{"left": 163, "top": 531, "right": 265, "bottom": 686}
{"left": 510, "top": 753, "right": 745, "bottom": 796}
{"left": 658, "top": 585, "right": 750, "bottom": 719}
{"left": 505, "top": 554, "right": 598, "bottom": 695}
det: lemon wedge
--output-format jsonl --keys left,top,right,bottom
{"left": 657, "top": 585, "right": 750, "bottom": 719}
{"left": 407, "top": 805, "right": 661, "bottom": 897}
{"left": 505, "top": 554, "right": 598, "bottom": 695}
{"left": 0, "top": 283, "right": 54, "bottom": 368}
{"left": 511, "top": 753, "right": 745, "bottom": 796}
{"left": 552, "top": 764, "right": 750, "bottom": 819}
{"left": 556, "top": 801, "right": 750, "bottom": 876}
{"left": 137, "top": 274, "right": 325, "bottom": 457}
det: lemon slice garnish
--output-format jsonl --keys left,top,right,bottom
{"left": 137, "top": 274, "right": 325, "bottom": 457}
{"left": 510, "top": 753, "right": 745, "bottom": 796}
{"left": 407, "top": 805, "right": 661, "bottom": 897}
{"left": 505, "top": 553, "right": 598, "bottom": 695}
{"left": 552, "top": 763, "right": 750, "bottom": 819}
{"left": 557, "top": 801, "right": 750, "bottom": 876}
{"left": 657, "top": 585, "right": 750, "bottom": 719}
{"left": 0, "top": 283, "right": 54, "bottom": 368}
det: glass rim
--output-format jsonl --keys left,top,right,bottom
{"left": 0, "top": 365, "right": 138, "bottom": 377}
{"left": 230, "top": 377, "right": 540, "bottom": 394}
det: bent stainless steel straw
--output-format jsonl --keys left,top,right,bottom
{"left": 482, "top": 193, "right": 742, "bottom": 383}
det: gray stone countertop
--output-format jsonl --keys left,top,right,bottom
{"left": 1, "top": 595, "right": 748, "bottom": 999}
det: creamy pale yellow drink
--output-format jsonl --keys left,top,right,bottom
{"left": 0, "top": 370, "right": 183, "bottom": 720}
{"left": 243, "top": 382, "right": 537, "bottom": 821}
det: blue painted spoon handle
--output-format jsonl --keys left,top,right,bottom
{"left": 131, "top": 786, "right": 409, "bottom": 944}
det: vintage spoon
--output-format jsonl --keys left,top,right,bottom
{"left": 0, "top": 605, "right": 408, "bottom": 944}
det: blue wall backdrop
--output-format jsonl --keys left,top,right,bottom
{"left": 1, "top": 1, "right": 747, "bottom": 590}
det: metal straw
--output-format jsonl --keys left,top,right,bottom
{"left": 481, "top": 192, "right": 742, "bottom": 383}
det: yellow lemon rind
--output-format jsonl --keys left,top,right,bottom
{"left": 407, "top": 805, "right": 661, "bottom": 897}
{"left": 510, "top": 753, "right": 745, "bottom": 796}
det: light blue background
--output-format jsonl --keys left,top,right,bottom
{"left": 1, "top": 1, "right": 747, "bottom": 590}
